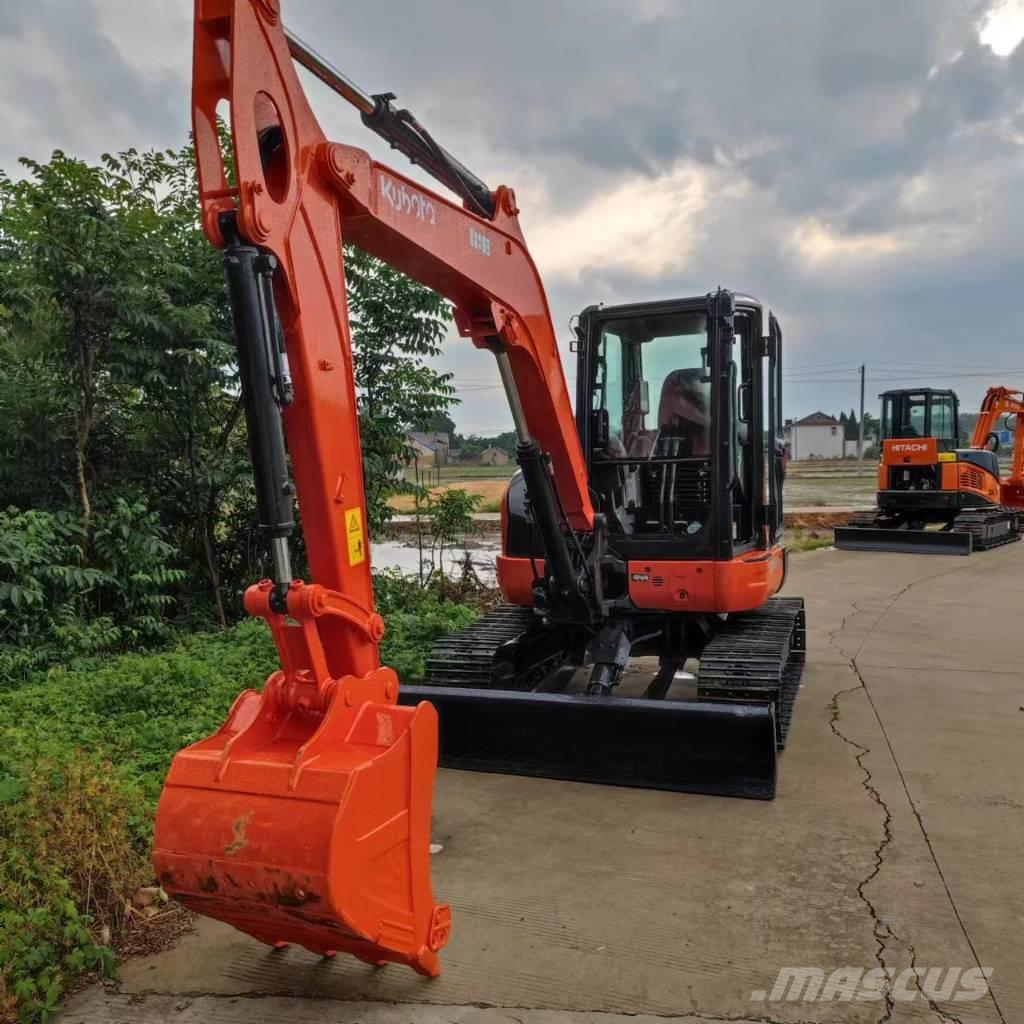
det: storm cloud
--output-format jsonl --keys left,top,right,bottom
{"left": 2, "top": 0, "right": 1023, "bottom": 429}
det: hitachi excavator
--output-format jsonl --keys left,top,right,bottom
{"left": 835, "top": 388, "right": 1019, "bottom": 554}
{"left": 154, "top": 0, "right": 805, "bottom": 980}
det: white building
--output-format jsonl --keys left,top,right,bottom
{"left": 789, "top": 412, "right": 844, "bottom": 460}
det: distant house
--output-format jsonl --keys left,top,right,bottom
{"left": 790, "top": 412, "right": 843, "bottom": 460}
{"left": 407, "top": 431, "right": 450, "bottom": 467}
{"left": 478, "top": 446, "right": 511, "bottom": 467}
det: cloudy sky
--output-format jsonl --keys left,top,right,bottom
{"left": 2, "top": 0, "right": 1024, "bottom": 434}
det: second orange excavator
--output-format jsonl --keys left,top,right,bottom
{"left": 154, "top": 0, "right": 807, "bottom": 979}
{"left": 970, "top": 386, "right": 1024, "bottom": 515}
{"left": 835, "top": 388, "right": 1019, "bottom": 554}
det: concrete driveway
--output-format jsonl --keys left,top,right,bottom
{"left": 63, "top": 542, "right": 1023, "bottom": 1024}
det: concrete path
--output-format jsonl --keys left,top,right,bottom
{"left": 63, "top": 544, "right": 1023, "bottom": 1024}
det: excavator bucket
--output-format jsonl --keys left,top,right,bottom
{"left": 153, "top": 588, "right": 451, "bottom": 977}
{"left": 834, "top": 525, "right": 973, "bottom": 555}
{"left": 154, "top": 682, "right": 450, "bottom": 975}
{"left": 400, "top": 686, "right": 779, "bottom": 800}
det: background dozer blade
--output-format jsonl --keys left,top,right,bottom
{"left": 833, "top": 526, "right": 973, "bottom": 555}
{"left": 398, "top": 685, "right": 778, "bottom": 800}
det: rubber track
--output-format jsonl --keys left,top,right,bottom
{"left": 845, "top": 507, "right": 888, "bottom": 529}
{"left": 696, "top": 596, "right": 806, "bottom": 748}
{"left": 424, "top": 604, "right": 570, "bottom": 691}
{"left": 951, "top": 506, "right": 1020, "bottom": 550}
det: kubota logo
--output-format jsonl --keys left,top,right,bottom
{"left": 379, "top": 173, "right": 436, "bottom": 225}
{"left": 891, "top": 443, "right": 928, "bottom": 453}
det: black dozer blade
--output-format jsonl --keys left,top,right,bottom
{"left": 834, "top": 526, "right": 973, "bottom": 555}
{"left": 398, "top": 686, "right": 778, "bottom": 800}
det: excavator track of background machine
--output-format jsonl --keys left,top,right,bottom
{"left": 950, "top": 507, "right": 1020, "bottom": 551}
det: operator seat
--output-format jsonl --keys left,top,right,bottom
{"left": 657, "top": 369, "right": 711, "bottom": 456}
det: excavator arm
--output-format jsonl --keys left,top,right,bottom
{"left": 971, "top": 386, "right": 1024, "bottom": 502}
{"left": 154, "top": 0, "right": 599, "bottom": 978}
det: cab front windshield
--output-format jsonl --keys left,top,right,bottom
{"left": 593, "top": 311, "right": 709, "bottom": 459}
{"left": 882, "top": 392, "right": 957, "bottom": 443}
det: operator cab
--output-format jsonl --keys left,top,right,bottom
{"left": 576, "top": 290, "right": 784, "bottom": 563}
{"left": 880, "top": 389, "right": 959, "bottom": 450}
{"left": 878, "top": 387, "right": 1000, "bottom": 485}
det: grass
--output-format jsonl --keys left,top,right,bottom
{"left": 0, "top": 575, "right": 481, "bottom": 1023}
{"left": 786, "top": 527, "right": 835, "bottom": 553}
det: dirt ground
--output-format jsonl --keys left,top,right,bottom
{"left": 63, "top": 542, "right": 1023, "bottom": 1024}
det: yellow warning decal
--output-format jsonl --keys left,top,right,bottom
{"left": 345, "top": 507, "right": 366, "bottom": 566}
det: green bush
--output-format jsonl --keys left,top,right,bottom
{"left": 0, "top": 573, "right": 479, "bottom": 1021}
{"left": 374, "top": 570, "right": 479, "bottom": 681}
{"left": 0, "top": 622, "right": 277, "bottom": 1022}
{"left": 0, "top": 501, "right": 185, "bottom": 682}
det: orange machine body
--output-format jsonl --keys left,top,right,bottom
{"left": 939, "top": 460, "right": 1001, "bottom": 504}
{"left": 877, "top": 437, "right": 999, "bottom": 505}
{"left": 880, "top": 436, "right": 938, "bottom": 470}
{"left": 156, "top": 0, "right": 601, "bottom": 976}
{"left": 497, "top": 478, "right": 785, "bottom": 613}
{"left": 971, "top": 386, "right": 1024, "bottom": 509}
{"left": 497, "top": 552, "right": 784, "bottom": 614}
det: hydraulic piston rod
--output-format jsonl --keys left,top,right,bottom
{"left": 285, "top": 29, "right": 496, "bottom": 218}
{"left": 285, "top": 30, "right": 376, "bottom": 114}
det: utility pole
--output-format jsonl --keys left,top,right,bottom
{"left": 857, "top": 363, "right": 866, "bottom": 476}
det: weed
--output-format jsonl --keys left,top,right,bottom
{"left": 786, "top": 528, "right": 834, "bottom": 553}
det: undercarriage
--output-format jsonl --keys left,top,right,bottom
{"left": 402, "top": 596, "right": 806, "bottom": 800}
{"left": 836, "top": 505, "right": 1019, "bottom": 554}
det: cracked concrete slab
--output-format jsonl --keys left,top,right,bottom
{"left": 62, "top": 544, "right": 1023, "bottom": 1024}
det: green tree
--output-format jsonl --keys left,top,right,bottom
{"left": 345, "top": 245, "right": 455, "bottom": 532}
{"left": 0, "top": 150, "right": 172, "bottom": 539}
{"left": 415, "top": 411, "right": 456, "bottom": 436}
{"left": 844, "top": 408, "right": 859, "bottom": 442}
{"left": 0, "top": 142, "right": 462, "bottom": 648}
{"left": 0, "top": 147, "right": 255, "bottom": 627}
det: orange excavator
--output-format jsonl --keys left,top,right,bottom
{"left": 835, "top": 388, "right": 1019, "bottom": 554}
{"left": 154, "top": 0, "right": 806, "bottom": 979}
{"left": 971, "top": 386, "right": 1024, "bottom": 514}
